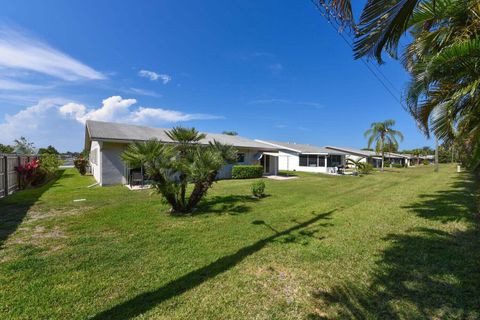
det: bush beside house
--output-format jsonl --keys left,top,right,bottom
{"left": 232, "top": 165, "right": 263, "bottom": 179}
{"left": 74, "top": 157, "right": 89, "bottom": 175}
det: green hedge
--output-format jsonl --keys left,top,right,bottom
{"left": 232, "top": 165, "right": 263, "bottom": 179}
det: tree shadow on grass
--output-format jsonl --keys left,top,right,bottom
{"left": 308, "top": 173, "right": 480, "bottom": 319}
{"left": 195, "top": 194, "right": 260, "bottom": 215}
{"left": 90, "top": 210, "right": 335, "bottom": 320}
{"left": 0, "top": 169, "right": 65, "bottom": 249}
{"left": 401, "top": 172, "right": 478, "bottom": 223}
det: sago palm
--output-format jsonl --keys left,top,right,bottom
{"left": 364, "top": 119, "right": 404, "bottom": 171}
{"left": 166, "top": 127, "right": 207, "bottom": 208}
{"left": 122, "top": 129, "right": 237, "bottom": 214}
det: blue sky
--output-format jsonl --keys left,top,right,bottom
{"left": 0, "top": 0, "right": 432, "bottom": 152}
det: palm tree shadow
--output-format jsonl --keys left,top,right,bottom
{"left": 0, "top": 169, "right": 65, "bottom": 249}
{"left": 91, "top": 210, "right": 335, "bottom": 320}
{"left": 195, "top": 195, "right": 260, "bottom": 215}
{"left": 308, "top": 173, "right": 480, "bottom": 319}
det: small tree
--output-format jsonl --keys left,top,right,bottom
{"left": 14, "top": 137, "right": 35, "bottom": 155}
{"left": 346, "top": 157, "right": 366, "bottom": 175}
{"left": 0, "top": 143, "right": 14, "bottom": 154}
{"left": 122, "top": 127, "right": 237, "bottom": 214}
{"left": 38, "top": 145, "right": 59, "bottom": 155}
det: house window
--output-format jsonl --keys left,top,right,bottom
{"left": 299, "top": 155, "right": 308, "bottom": 166}
{"left": 327, "top": 155, "right": 342, "bottom": 167}
{"left": 308, "top": 155, "right": 318, "bottom": 167}
{"left": 237, "top": 153, "right": 245, "bottom": 163}
{"left": 318, "top": 156, "right": 325, "bottom": 167}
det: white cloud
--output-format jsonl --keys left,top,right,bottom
{"left": 0, "top": 78, "right": 46, "bottom": 91}
{"left": 138, "top": 69, "right": 171, "bottom": 84}
{"left": 127, "top": 87, "right": 162, "bottom": 97}
{"left": 0, "top": 26, "right": 105, "bottom": 81}
{"left": 268, "top": 63, "right": 283, "bottom": 73}
{"left": 1, "top": 97, "right": 221, "bottom": 151}
{"left": 59, "top": 96, "right": 220, "bottom": 124}
{"left": 0, "top": 98, "right": 69, "bottom": 143}
{"left": 59, "top": 96, "right": 136, "bottom": 124}
{"left": 130, "top": 107, "right": 218, "bottom": 123}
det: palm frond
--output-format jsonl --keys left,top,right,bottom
{"left": 354, "top": 0, "right": 420, "bottom": 62}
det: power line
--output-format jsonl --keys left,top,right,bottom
{"left": 310, "top": 0, "right": 406, "bottom": 108}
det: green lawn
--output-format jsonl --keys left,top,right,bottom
{"left": 0, "top": 165, "right": 479, "bottom": 319}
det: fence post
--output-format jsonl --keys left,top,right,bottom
{"left": 17, "top": 156, "right": 20, "bottom": 190}
{"left": 3, "top": 156, "right": 7, "bottom": 197}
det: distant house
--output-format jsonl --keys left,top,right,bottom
{"left": 255, "top": 140, "right": 347, "bottom": 174}
{"left": 325, "top": 146, "right": 411, "bottom": 167}
{"left": 85, "top": 120, "right": 279, "bottom": 186}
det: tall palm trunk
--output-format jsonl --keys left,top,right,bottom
{"left": 380, "top": 135, "right": 385, "bottom": 171}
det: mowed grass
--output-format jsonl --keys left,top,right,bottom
{"left": 0, "top": 165, "right": 479, "bottom": 319}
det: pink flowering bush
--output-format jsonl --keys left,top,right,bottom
{"left": 15, "top": 159, "right": 40, "bottom": 189}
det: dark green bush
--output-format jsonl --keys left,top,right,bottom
{"left": 384, "top": 160, "right": 391, "bottom": 167}
{"left": 423, "top": 159, "right": 429, "bottom": 165}
{"left": 392, "top": 163, "right": 404, "bottom": 168}
{"left": 251, "top": 180, "right": 266, "bottom": 198}
{"left": 232, "top": 165, "right": 263, "bottom": 179}
{"left": 359, "top": 163, "right": 373, "bottom": 174}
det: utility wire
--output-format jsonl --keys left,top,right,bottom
{"left": 310, "top": 0, "right": 406, "bottom": 108}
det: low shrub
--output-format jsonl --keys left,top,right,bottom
{"left": 423, "top": 159, "right": 430, "bottom": 165}
{"left": 392, "top": 163, "right": 404, "bottom": 168}
{"left": 74, "top": 156, "right": 89, "bottom": 175}
{"left": 251, "top": 180, "right": 266, "bottom": 198}
{"left": 359, "top": 163, "right": 373, "bottom": 174}
{"left": 384, "top": 160, "right": 391, "bottom": 167}
{"left": 232, "top": 165, "right": 263, "bottom": 179}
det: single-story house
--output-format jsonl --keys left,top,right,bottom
{"left": 255, "top": 140, "right": 347, "bottom": 174}
{"left": 85, "top": 120, "right": 279, "bottom": 186}
{"left": 325, "top": 146, "right": 411, "bottom": 167}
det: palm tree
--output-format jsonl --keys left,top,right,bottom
{"left": 313, "top": 0, "right": 423, "bottom": 62}
{"left": 346, "top": 157, "right": 366, "bottom": 175}
{"left": 165, "top": 127, "right": 206, "bottom": 208}
{"left": 403, "top": 0, "right": 480, "bottom": 169}
{"left": 364, "top": 120, "right": 404, "bottom": 171}
{"left": 122, "top": 129, "right": 237, "bottom": 214}
{"left": 317, "top": 0, "right": 480, "bottom": 170}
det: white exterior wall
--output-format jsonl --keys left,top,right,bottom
{"left": 217, "top": 148, "right": 262, "bottom": 179}
{"left": 101, "top": 142, "right": 128, "bottom": 185}
{"left": 89, "top": 141, "right": 102, "bottom": 184}
{"left": 90, "top": 142, "right": 273, "bottom": 185}
{"left": 345, "top": 154, "right": 368, "bottom": 163}
{"left": 277, "top": 150, "right": 344, "bottom": 174}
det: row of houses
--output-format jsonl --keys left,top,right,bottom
{"left": 85, "top": 120, "right": 430, "bottom": 186}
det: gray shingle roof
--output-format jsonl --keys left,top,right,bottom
{"left": 256, "top": 140, "right": 347, "bottom": 155}
{"left": 86, "top": 120, "right": 277, "bottom": 150}
{"left": 325, "top": 146, "right": 409, "bottom": 159}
